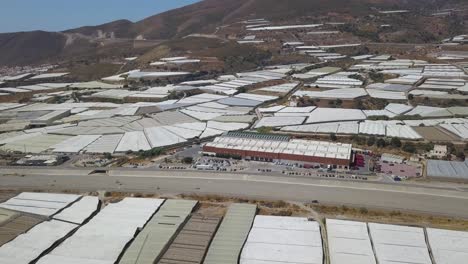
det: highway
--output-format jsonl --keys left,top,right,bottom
{"left": 1, "top": 167, "right": 468, "bottom": 218}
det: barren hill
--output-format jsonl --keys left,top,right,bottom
{"left": 0, "top": 0, "right": 465, "bottom": 66}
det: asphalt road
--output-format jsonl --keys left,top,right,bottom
{"left": 1, "top": 168, "right": 468, "bottom": 218}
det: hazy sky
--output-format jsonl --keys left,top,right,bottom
{"left": 0, "top": 0, "right": 199, "bottom": 33}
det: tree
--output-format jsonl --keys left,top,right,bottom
{"left": 103, "top": 153, "right": 112, "bottom": 160}
{"left": 369, "top": 71, "right": 385, "bottom": 83}
{"left": 408, "top": 94, "right": 414, "bottom": 100}
{"left": 402, "top": 142, "right": 416, "bottom": 153}
{"left": 138, "top": 148, "right": 165, "bottom": 158}
{"left": 390, "top": 137, "right": 402, "bottom": 148}
{"left": 367, "top": 136, "right": 376, "bottom": 146}
{"left": 238, "top": 86, "right": 248, "bottom": 93}
{"left": 376, "top": 138, "right": 387, "bottom": 148}
{"left": 182, "top": 157, "right": 194, "bottom": 164}
{"left": 351, "top": 135, "right": 366, "bottom": 145}
{"left": 356, "top": 99, "right": 364, "bottom": 109}
{"left": 330, "top": 133, "right": 338, "bottom": 141}
{"left": 422, "top": 142, "right": 434, "bottom": 152}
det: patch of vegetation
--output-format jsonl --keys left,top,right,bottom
{"left": 256, "top": 126, "right": 273, "bottom": 134}
{"left": 369, "top": 71, "right": 386, "bottom": 83}
{"left": 182, "top": 157, "right": 194, "bottom": 164}
{"left": 367, "top": 115, "right": 390, "bottom": 121}
{"left": 391, "top": 138, "right": 402, "bottom": 148}
{"left": 402, "top": 142, "right": 417, "bottom": 153}
{"left": 137, "top": 148, "right": 165, "bottom": 158}
{"left": 367, "top": 136, "right": 376, "bottom": 147}
{"left": 376, "top": 138, "right": 387, "bottom": 148}
{"left": 351, "top": 135, "right": 366, "bottom": 145}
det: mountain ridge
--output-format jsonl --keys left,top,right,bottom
{"left": 0, "top": 0, "right": 466, "bottom": 66}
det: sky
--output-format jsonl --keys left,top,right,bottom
{"left": 0, "top": 0, "right": 199, "bottom": 33}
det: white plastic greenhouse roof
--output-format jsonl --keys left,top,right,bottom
{"left": 0, "top": 192, "right": 81, "bottom": 216}
{"left": 440, "top": 123, "right": 468, "bottom": 140}
{"left": 278, "top": 106, "right": 316, "bottom": 113}
{"left": 84, "top": 134, "right": 123, "bottom": 154}
{"left": 327, "top": 219, "right": 376, "bottom": 264}
{"left": 369, "top": 223, "right": 432, "bottom": 264}
{"left": 200, "top": 127, "right": 224, "bottom": 139}
{"left": 255, "top": 116, "right": 306, "bottom": 128}
{"left": 240, "top": 216, "right": 323, "bottom": 264}
{"left": 181, "top": 109, "right": 224, "bottom": 121}
{"left": 0, "top": 220, "right": 78, "bottom": 264}
{"left": 406, "top": 106, "right": 446, "bottom": 116}
{"left": 52, "top": 135, "right": 101, "bottom": 153}
{"left": 258, "top": 105, "right": 286, "bottom": 113}
{"left": 385, "top": 103, "right": 413, "bottom": 115}
{"left": 386, "top": 125, "right": 422, "bottom": 139}
{"left": 306, "top": 108, "right": 366, "bottom": 124}
{"left": 427, "top": 228, "right": 468, "bottom": 264}
{"left": 163, "top": 125, "right": 202, "bottom": 139}
{"left": 294, "top": 88, "right": 367, "bottom": 99}
{"left": 367, "top": 89, "right": 407, "bottom": 100}
{"left": 53, "top": 196, "right": 99, "bottom": 225}
{"left": 207, "top": 121, "right": 249, "bottom": 131}
{"left": 115, "top": 131, "right": 151, "bottom": 152}
{"left": 363, "top": 110, "right": 396, "bottom": 118}
{"left": 247, "top": 24, "right": 322, "bottom": 31}
{"left": 37, "top": 198, "right": 164, "bottom": 264}
{"left": 359, "top": 122, "right": 386, "bottom": 136}
{"left": 144, "top": 127, "right": 187, "bottom": 148}
{"left": 257, "top": 83, "right": 298, "bottom": 93}
{"left": 30, "top": 72, "right": 69, "bottom": 80}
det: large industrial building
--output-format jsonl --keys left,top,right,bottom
{"left": 203, "top": 132, "right": 352, "bottom": 168}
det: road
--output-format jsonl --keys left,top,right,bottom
{"left": 1, "top": 168, "right": 468, "bottom": 218}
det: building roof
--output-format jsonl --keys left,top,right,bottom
{"left": 0, "top": 134, "right": 72, "bottom": 154}
{"left": 84, "top": 134, "right": 123, "bottom": 154}
{"left": 156, "top": 214, "right": 221, "bottom": 264}
{"left": 52, "top": 135, "right": 101, "bottom": 153}
{"left": 427, "top": 228, "right": 468, "bottom": 264}
{"left": 367, "top": 89, "right": 407, "bottom": 100}
{"left": 327, "top": 219, "right": 376, "bottom": 264}
{"left": 306, "top": 108, "right": 366, "bottom": 124}
{"left": 282, "top": 121, "right": 359, "bottom": 135}
{"left": 0, "top": 212, "right": 44, "bottom": 247}
{"left": 38, "top": 198, "right": 164, "bottom": 264}
{"left": 204, "top": 204, "right": 257, "bottom": 264}
{"left": 115, "top": 131, "right": 151, "bottom": 152}
{"left": 0, "top": 192, "right": 81, "bottom": 216}
{"left": 240, "top": 216, "right": 323, "bottom": 264}
{"left": 207, "top": 136, "right": 352, "bottom": 161}
{"left": 52, "top": 196, "right": 99, "bottom": 225}
{"left": 0, "top": 220, "right": 78, "bottom": 264}
{"left": 294, "top": 88, "right": 368, "bottom": 100}
{"left": 369, "top": 223, "right": 431, "bottom": 264}
{"left": 427, "top": 159, "right": 468, "bottom": 180}
{"left": 119, "top": 200, "right": 197, "bottom": 264}
{"left": 255, "top": 116, "right": 306, "bottom": 128}
{"left": 224, "top": 131, "right": 290, "bottom": 141}
{"left": 30, "top": 73, "right": 69, "bottom": 80}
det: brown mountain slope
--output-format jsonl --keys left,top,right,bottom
{"left": 0, "top": 0, "right": 465, "bottom": 66}
{"left": 75, "top": 0, "right": 466, "bottom": 40}
{"left": 0, "top": 31, "right": 67, "bottom": 66}
{"left": 64, "top": 19, "right": 135, "bottom": 39}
